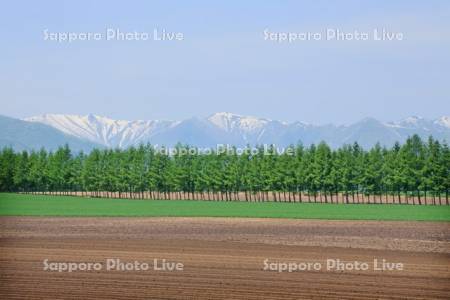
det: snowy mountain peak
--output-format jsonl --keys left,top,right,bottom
{"left": 208, "top": 112, "right": 242, "bottom": 131}
{"left": 401, "top": 115, "right": 424, "bottom": 125}
{"left": 209, "top": 112, "right": 242, "bottom": 119}
{"left": 435, "top": 116, "right": 450, "bottom": 128}
{"left": 384, "top": 115, "right": 428, "bottom": 129}
{"left": 208, "top": 112, "right": 269, "bottom": 132}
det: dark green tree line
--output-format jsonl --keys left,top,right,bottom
{"left": 0, "top": 135, "right": 449, "bottom": 205}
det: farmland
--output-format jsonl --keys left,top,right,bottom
{"left": 1, "top": 134, "right": 449, "bottom": 299}
{"left": 1, "top": 194, "right": 449, "bottom": 299}
{"left": 1, "top": 193, "right": 450, "bottom": 221}
{"left": 1, "top": 217, "right": 449, "bottom": 299}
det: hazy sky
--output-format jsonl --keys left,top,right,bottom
{"left": 0, "top": 0, "right": 449, "bottom": 124}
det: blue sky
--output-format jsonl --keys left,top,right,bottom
{"left": 0, "top": 0, "right": 449, "bottom": 124}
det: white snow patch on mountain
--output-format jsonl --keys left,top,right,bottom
{"left": 435, "top": 116, "right": 450, "bottom": 128}
{"left": 208, "top": 112, "right": 269, "bottom": 132}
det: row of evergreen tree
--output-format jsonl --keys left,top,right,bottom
{"left": 0, "top": 135, "right": 449, "bottom": 205}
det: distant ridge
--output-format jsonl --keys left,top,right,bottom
{"left": 0, "top": 115, "right": 102, "bottom": 152}
{"left": 20, "top": 113, "right": 450, "bottom": 149}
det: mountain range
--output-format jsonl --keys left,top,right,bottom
{"left": 0, "top": 115, "right": 102, "bottom": 152}
{"left": 1, "top": 113, "right": 449, "bottom": 152}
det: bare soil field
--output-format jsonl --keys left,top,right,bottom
{"left": 0, "top": 217, "right": 449, "bottom": 299}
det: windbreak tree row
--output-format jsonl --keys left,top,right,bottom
{"left": 0, "top": 135, "right": 449, "bottom": 205}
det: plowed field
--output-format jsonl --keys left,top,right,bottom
{"left": 1, "top": 217, "right": 449, "bottom": 299}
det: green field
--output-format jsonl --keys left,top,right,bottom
{"left": 0, "top": 193, "right": 449, "bottom": 221}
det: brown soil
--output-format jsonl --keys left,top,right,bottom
{"left": 1, "top": 217, "right": 449, "bottom": 299}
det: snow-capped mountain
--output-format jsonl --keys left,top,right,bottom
{"left": 0, "top": 115, "right": 101, "bottom": 152}
{"left": 434, "top": 116, "right": 450, "bottom": 129}
{"left": 207, "top": 112, "right": 284, "bottom": 144}
{"left": 23, "top": 113, "right": 450, "bottom": 149}
{"left": 208, "top": 112, "right": 270, "bottom": 133}
{"left": 25, "top": 114, "right": 175, "bottom": 148}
